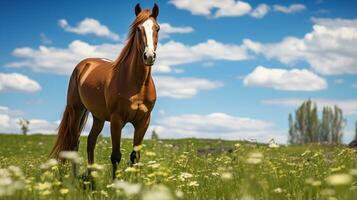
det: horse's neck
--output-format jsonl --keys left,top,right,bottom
{"left": 115, "top": 46, "right": 152, "bottom": 91}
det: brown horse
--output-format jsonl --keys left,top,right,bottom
{"left": 50, "top": 3, "right": 159, "bottom": 179}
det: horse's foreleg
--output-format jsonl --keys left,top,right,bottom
{"left": 110, "top": 115, "right": 123, "bottom": 179}
{"left": 131, "top": 116, "right": 150, "bottom": 164}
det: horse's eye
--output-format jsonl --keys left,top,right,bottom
{"left": 157, "top": 25, "right": 160, "bottom": 31}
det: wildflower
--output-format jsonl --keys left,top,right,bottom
{"left": 101, "top": 190, "right": 109, "bottom": 198}
{"left": 124, "top": 167, "right": 138, "bottom": 173}
{"left": 179, "top": 172, "right": 193, "bottom": 180}
{"left": 91, "top": 171, "right": 99, "bottom": 178}
{"left": 234, "top": 143, "right": 241, "bottom": 148}
{"left": 40, "top": 190, "right": 51, "bottom": 196}
{"left": 211, "top": 172, "right": 220, "bottom": 176}
{"left": 40, "top": 159, "right": 58, "bottom": 170}
{"left": 326, "top": 173, "right": 352, "bottom": 186}
{"left": 59, "top": 151, "right": 81, "bottom": 163}
{"left": 188, "top": 181, "right": 199, "bottom": 187}
{"left": 88, "top": 163, "right": 105, "bottom": 171}
{"left": 142, "top": 184, "right": 173, "bottom": 200}
{"left": 59, "top": 188, "right": 69, "bottom": 195}
{"left": 175, "top": 190, "right": 184, "bottom": 198}
{"left": 35, "top": 182, "right": 52, "bottom": 190}
{"left": 221, "top": 172, "right": 233, "bottom": 180}
{"left": 268, "top": 142, "right": 279, "bottom": 148}
{"left": 8, "top": 166, "right": 23, "bottom": 177}
{"left": 110, "top": 180, "right": 141, "bottom": 196}
{"left": 274, "top": 188, "right": 283, "bottom": 193}
{"left": 145, "top": 151, "right": 156, "bottom": 156}
{"left": 246, "top": 152, "right": 263, "bottom": 164}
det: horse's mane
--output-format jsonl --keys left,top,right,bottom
{"left": 113, "top": 9, "right": 152, "bottom": 67}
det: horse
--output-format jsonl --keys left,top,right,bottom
{"left": 50, "top": 3, "right": 160, "bottom": 179}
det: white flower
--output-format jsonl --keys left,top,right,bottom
{"left": 59, "top": 151, "right": 81, "bottom": 163}
{"left": 124, "top": 167, "right": 138, "bottom": 173}
{"left": 142, "top": 185, "right": 173, "bottom": 200}
{"left": 88, "top": 163, "right": 105, "bottom": 171}
{"left": 274, "top": 187, "right": 283, "bottom": 193}
{"left": 326, "top": 173, "right": 352, "bottom": 186}
{"left": 221, "top": 172, "right": 233, "bottom": 180}
{"left": 246, "top": 152, "right": 263, "bottom": 164}
{"left": 40, "top": 159, "right": 58, "bottom": 170}
{"left": 111, "top": 180, "right": 141, "bottom": 196}
{"left": 179, "top": 172, "right": 193, "bottom": 180}
{"left": 188, "top": 181, "right": 199, "bottom": 187}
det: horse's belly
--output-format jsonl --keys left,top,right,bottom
{"left": 79, "top": 85, "right": 110, "bottom": 121}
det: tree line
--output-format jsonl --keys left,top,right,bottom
{"left": 288, "top": 99, "right": 347, "bottom": 144}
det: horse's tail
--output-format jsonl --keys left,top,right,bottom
{"left": 50, "top": 106, "right": 88, "bottom": 158}
{"left": 50, "top": 66, "right": 88, "bottom": 159}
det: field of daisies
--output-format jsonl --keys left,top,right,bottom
{"left": 1, "top": 134, "right": 357, "bottom": 200}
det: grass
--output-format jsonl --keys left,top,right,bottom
{"left": 0, "top": 133, "right": 357, "bottom": 199}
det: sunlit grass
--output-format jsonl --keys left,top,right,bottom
{"left": 0, "top": 134, "right": 357, "bottom": 199}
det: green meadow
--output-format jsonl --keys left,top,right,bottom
{"left": 1, "top": 134, "right": 357, "bottom": 199}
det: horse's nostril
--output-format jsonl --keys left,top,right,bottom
{"left": 153, "top": 52, "right": 156, "bottom": 59}
{"left": 143, "top": 54, "right": 148, "bottom": 60}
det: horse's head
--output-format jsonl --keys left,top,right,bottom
{"left": 134, "top": 3, "right": 160, "bottom": 66}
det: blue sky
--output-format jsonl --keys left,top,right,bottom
{"left": 0, "top": 0, "right": 356, "bottom": 143}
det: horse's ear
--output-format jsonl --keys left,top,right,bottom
{"left": 151, "top": 3, "right": 159, "bottom": 19}
{"left": 135, "top": 3, "right": 142, "bottom": 16}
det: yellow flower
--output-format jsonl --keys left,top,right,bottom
{"left": 326, "top": 173, "right": 352, "bottom": 186}
{"left": 59, "top": 188, "right": 69, "bottom": 195}
{"left": 188, "top": 181, "right": 199, "bottom": 187}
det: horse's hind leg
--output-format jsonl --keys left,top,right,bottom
{"left": 87, "top": 116, "right": 104, "bottom": 166}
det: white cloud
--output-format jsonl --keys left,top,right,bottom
{"left": 243, "top": 18, "right": 357, "bottom": 75}
{"left": 159, "top": 23, "right": 194, "bottom": 39}
{"left": 0, "top": 73, "right": 41, "bottom": 92}
{"left": 243, "top": 66, "right": 327, "bottom": 91}
{"left": 157, "top": 39, "right": 250, "bottom": 67}
{"left": 262, "top": 98, "right": 357, "bottom": 115}
{"left": 154, "top": 76, "right": 223, "bottom": 98}
{"left": 8, "top": 40, "right": 123, "bottom": 75}
{"left": 273, "top": 4, "right": 306, "bottom": 14}
{"left": 169, "top": 0, "right": 252, "bottom": 18}
{"left": 250, "top": 4, "right": 270, "bottom": 19}
{"left": 8, "top": 39, "right": 249, "bottom": 75}
{"left": 59, "top": 18, "right": 119, "bottom": 41}
{"left": 149, "top": 112, "right": 286, "bottom": 143}
{"left": 0, "top": 106, "right": 58, "bottom": 134}
{"left": 170, "top": 0, "right": 306, "bottom": 18}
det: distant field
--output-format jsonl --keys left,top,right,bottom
{"left": 0, "top": 134, "right": 357, "bottom": 199}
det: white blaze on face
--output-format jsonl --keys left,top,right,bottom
{"left": 142, "top": 19, "right": 155, "bottom": 57}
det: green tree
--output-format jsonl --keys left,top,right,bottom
{"left": 17, "top": 118, "right": 30, "bottom": 135}
{"left": 288, "top": 100, "right": 345, "bottom": 144}
{"left": 151, "top": 129, "right": 159, "bottom": 140}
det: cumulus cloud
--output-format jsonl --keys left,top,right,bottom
{"left": 0, "top": 106, "right": 58, "bottom": 134}
{"left": 149, "top": 112, "right": 286, "bottom": 143}
{"left": 250, "top": 4, "right": 270, "bottom": 19}
{"left": 159, "top": 23, "right": 194, "bottom": 39}
{"left": 154, "top": 76, "right": 223, "bottom": 98}
{"left": 262, "top": 98, "right": 357, "bottom": 115}
{"left": 273, "top": 4, "right": 306, "bottom": 14}
{"left": 59, "top": 18, "right": 119, "bottom": 41}
{"left": 243, "top": 18, "right": 357, "bottom": 75}
{"left": 169, "top": 0, "right": 251, "bottom": 17}
{"left": 0, "top": 73, "right": 41, "bottom": 92}
{"left": 170, "top": 0, "right": 305, "bottom": 18}
{"left": 243, "top": 66, "right": 327, "bottom": 91}
{"left": 8, "top": 39, "right": 249, "bottom": 75}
